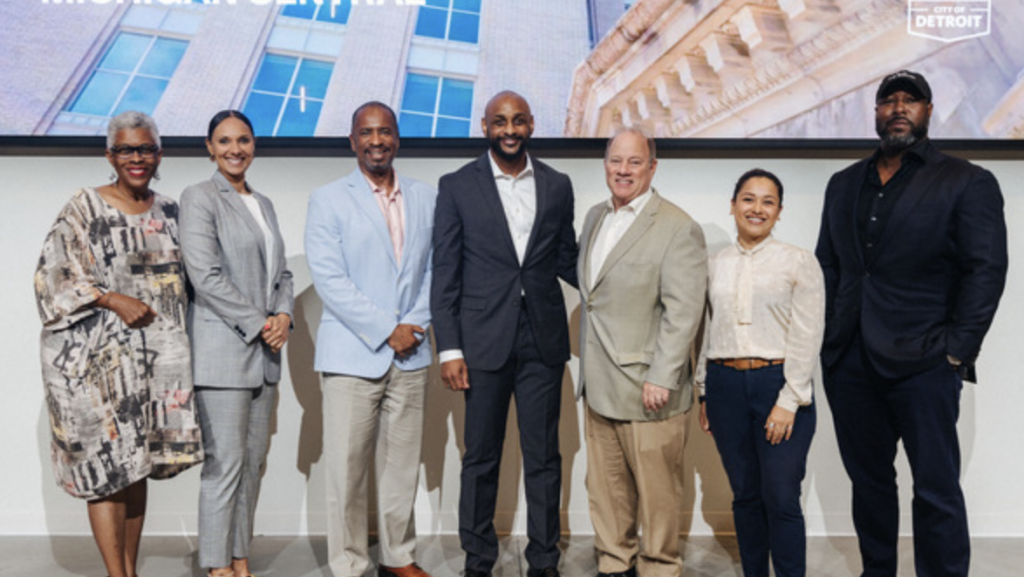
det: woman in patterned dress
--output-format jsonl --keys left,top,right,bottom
{"left": 34, "top": 111, "right": 203, "bottom": 577}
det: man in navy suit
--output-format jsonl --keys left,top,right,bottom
{"left": 431, "top": 91, "right": 578, "bottom": 577}
{"left": 816, "top": 71, "right": 1007, "bottom": 577}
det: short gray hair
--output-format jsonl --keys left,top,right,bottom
{"left": 106, "top": 110, "right": 162, "bottom": 149}
{"left": 604, "top": 127, "right": 656, "bottom": 163}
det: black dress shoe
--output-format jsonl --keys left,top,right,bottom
{"left": 597, "top": 568, "right": 637, "bottom": 577}
{"left": 527, "top": 567, "right": 559, "bottom": 577}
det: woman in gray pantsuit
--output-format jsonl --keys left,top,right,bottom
{"left": 179, "top": 110, "right": 294, "bottom": 577}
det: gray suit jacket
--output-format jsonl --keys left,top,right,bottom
{"left": 180, "top": 171, "right": 295, "bottom": 388}
{"left": 577, "top": 191, "right": 707, "bottom": 421}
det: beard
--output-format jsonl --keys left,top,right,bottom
{"left": 487, "top": 133, "right": 527, "bottom": 163}
{"left": 876, "top": 117, "right": 929, "bottom": 154}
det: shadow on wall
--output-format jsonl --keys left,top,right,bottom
{"left": 293, "top": 273, "right": 586, "bottom": 537}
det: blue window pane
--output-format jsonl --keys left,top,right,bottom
{"left": 113, "top": 76, "right": 169, "bottom": 116}
{"left": 252, "top": 54, "right": 297, "bottom": 94}
{"left": 424, "top": 0, "right": 449, "bottom": 7}
{"left": 137, "top": 37, "right": 187, "bottom": 77}
{"left": 99, "top": 33, "right": 150, "bottom": 72}
{"left": 316, "top": 1, "right": 350, "bottom": 24}
{"left": 70, "top": 70, "right": 129, "bottom": 116}
{"left": 281, "top": 3, "right": 315, "bottom": 19}
{"left": 292, "top": 59, "right": 333, "bottom": 99}
{"left": 436, "top": 117, "right": 470, "bottom": 137}
{"left": 453, "top": 0, "right": 480, "bottom": 12}
{"left": 448, "top": 12, "right": 479, "bottom": 43}
{"left": 439, "top": 78, "right": 473, "bottom": 118}
{"left": 414, "top": 7, "right": 447, "bottom": 39}
{"left": 401, "top": 74, "right": 438, "bottom": 114}
{"left": 399, "top": 112, "right": 434, "bottom": 137}
{"left": 243, "top": 92, "right": 285, "bottom": 138}
{"left": 277, "top": 97, "right": 322, "bottom": 136}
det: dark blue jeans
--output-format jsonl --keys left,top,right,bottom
{"left": 705, "top": 363, "right": 815, "bottom": 577}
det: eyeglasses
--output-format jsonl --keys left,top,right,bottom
{"left": 109, "top": 144, "right": 160, "bottom": 159}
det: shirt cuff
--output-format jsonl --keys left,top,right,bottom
{"left": 439, "top": 349, "right": 464, "bottom": 364}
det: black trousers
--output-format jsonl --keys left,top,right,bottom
{"left": 459, "top": 307, "right": 563, "bottom": 573}
{"left": 824, "top": 340, "right": 968, "bottom": 577}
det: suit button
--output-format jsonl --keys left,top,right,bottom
{"left": 274, "top": 282, "right": 280, "bottom": 290}
{"left": 587, "top": 304, "right": 593, "bottom": 312}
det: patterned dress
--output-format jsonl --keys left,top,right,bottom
{"left": 34, "top": 187, "right": 203, "bottom": 500}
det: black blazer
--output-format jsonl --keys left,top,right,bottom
{"left": 431, "top": 153, "right": 578, "bottom": 371}
{"left": 815, "top": 140, "right": 1007, "bottom": 381}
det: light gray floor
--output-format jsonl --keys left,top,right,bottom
{"left": 0, "top": 534, "right": 1019, "bottom": 577}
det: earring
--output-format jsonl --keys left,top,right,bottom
{"left": 153, "top": 170, "right": 161, "bottom": 181}
{"left": 109, "top": 172, "right": 117, "bottom": 182}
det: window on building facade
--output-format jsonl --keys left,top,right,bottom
{"left": 243, "top": 54, "right": 333, "bottom": 137}
{"left": 414, "top": 0, "right": 481, "bottom": 44}
{"left": 399, "top": 72, "right": 474, "bottom": 137}
{"left": 281, "top": 0, "right": 352, "bottom": 25}
{"left": 67, "top": 32, "right": 188, "bottom": 119}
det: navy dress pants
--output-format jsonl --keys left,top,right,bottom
{"left": 824, "top": 341, "right": 968, "bottom": 577}
{"left": 705, "top": 363, "right": 815, "bottom": 577}
{"left": 459, "top": 307, "right": 563, "bottom": 573}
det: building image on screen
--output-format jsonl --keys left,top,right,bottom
{"left": 1, "top": 0, "right": 1023, "bottom": 140}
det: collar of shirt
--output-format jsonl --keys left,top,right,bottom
{"left": 735, "top": 235, "right": 776, "bottom": 256}
{"left": 488, "top": 151, "right": 534, "bottom": 183}
{"left": 364, "top": 171, "right": 401, "bottom": 199}
{"left": 604, "top": 188, "right": 653, "bottom": 215}
{"left": 869, "top": 137, "right": 930, "bottom": 171}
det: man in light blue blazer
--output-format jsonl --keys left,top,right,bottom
{"left": 305, "top": 102, "right": 436, "bottom": 577}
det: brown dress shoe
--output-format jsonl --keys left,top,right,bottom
{"left": 378, "top": 563, "right": 432, "bottom": 577}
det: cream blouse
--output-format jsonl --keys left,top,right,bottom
{"left": 695, "top": 237, "right": 825, "bottom": 412}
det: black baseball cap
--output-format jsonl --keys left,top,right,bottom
{"left": 876, "top": 70, "right": 932, "bottom": 102}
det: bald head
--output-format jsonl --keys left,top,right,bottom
{"left": 485, "top": 90, "right": 531, "bottom": 120}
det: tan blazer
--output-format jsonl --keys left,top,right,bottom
{"left": 577, "top": 190, "right": 707, "bottom": 421}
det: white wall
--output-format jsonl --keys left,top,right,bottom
{"left": 2, "top": 151, "right": 1022, "bottom": 538}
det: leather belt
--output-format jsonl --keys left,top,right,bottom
{"left": 711, "top": 358, "right": 785, "bottom": 371}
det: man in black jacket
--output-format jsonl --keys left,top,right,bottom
{"left": 816, "top": 70, "right": 1008, "bottom": 577}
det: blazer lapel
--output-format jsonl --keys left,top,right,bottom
{"left": 839, "top": 162, "right": 869, "bottom": 269}
{"left": 214, "top": 171, "right": 267, "bottom": 268}
{"left": 580, "top": 205, "right": 608, "bottom": 296}
{"left": 474, "top": 154, "right": 518, "bottom": 262}
{"left": 348, "top": 174, "right": 399, "bottom": 271}
{"left": 592, "top": 191, "right": 660, "bottom": 290}
{"left": 874, "top": 149, "right": 947, "bottom": 257}
{"left": 252, "top": 189, "right": 282, "bottom": 284}
{"left": 396, "top": 175, "right": 418, "bottom": 276}
{"left": 523, "top": 155, "right": 546, "bottom": 262}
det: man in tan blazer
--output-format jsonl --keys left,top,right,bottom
{"left": 578, "top": 129, "right": 707, "bottom": 577}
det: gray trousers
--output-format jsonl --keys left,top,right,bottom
{"left": 322, "top": 366, "right": 428, "bottom": 577}
{"left": 195, "top": 383, "right": 276, "bottom": 569}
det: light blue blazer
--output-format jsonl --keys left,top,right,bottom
{"left": 305, "top": 169, "right": 436, "bottom": 378}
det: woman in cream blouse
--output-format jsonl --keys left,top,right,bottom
{"left": 696, "top": 168, "right": 825, "bottom": 577}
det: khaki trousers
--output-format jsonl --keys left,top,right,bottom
{"left": 322, "top": 366, "right": 428, "bottom": 577}
{"left": 585, "top": 404, "right": 687, "bottom": 577}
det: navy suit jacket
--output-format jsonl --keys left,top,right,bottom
{"left": 431, "top": 153, "right": 578, "bottom": 371}
{"left": 815, "top": 140, "right": 1007, "bottom": 381}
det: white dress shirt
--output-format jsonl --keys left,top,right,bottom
{"left": 587, "top": 190, "right": 651, "bottom": 289}
{"left": 695, "top": 237, "right": 825, "bottom": 412}
{"left": 439, "top": 152, "right": 538, "bottom": 365}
